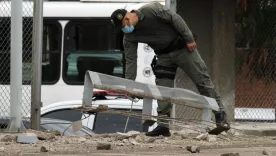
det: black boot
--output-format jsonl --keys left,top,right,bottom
{"left": 145, "top": 126, "right": 171, "bottom": 137}
{"left": 208, "top": 111, "right": 230, "bottom": 135}
{"left": 215, "top": 111, "right": 229, "bottom": 127}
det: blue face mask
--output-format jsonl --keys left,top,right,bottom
{"left": 122, "top": 25, "right": 134, "bottom": 33}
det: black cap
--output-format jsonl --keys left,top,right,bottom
{"left": 111, "top": 9, "right": 127, "bottom": 33}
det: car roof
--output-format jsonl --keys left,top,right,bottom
{"left": 39, "top": 98, "right": 148, "bottom": 116}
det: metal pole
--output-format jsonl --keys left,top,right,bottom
{"left": 165, "top": 0, "right": 171, "bottom": 9}
{"left": 170, "top": 0, "right": 177, "bottom": 12}
{"left": 166, "top": 0, "right": 177, "bottom": 126}
{"left": 31, "top": 0, "right": 43, "bottom": 130}
{"left": 6, "top": 0, "right": 25, "bottom": 132}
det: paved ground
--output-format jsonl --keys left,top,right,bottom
{"left": 233, "top": 122, "right": 276, "bottom": 136}
{"left": 1, "top": 144, "right": 276, "bottom": 156}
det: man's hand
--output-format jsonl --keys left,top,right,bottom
{"left": 187, "top": 42, "right": 197, "bottom": 52}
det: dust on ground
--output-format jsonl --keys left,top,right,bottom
{"left": 0, "top": 129, "right": 276, "bottom": 156}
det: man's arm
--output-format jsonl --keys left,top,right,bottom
{"left": 123, "top": 35, "right": 138, "bottom": 80}
{"left": 143, "top": 2, "right": 195, "bottom": 44}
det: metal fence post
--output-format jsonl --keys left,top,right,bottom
{"left": 165, "top": 0, "right": 177, "bottom": 126}
{"left": 6, "top": 0, "right": 25, "bottom": 132}
{"left": 31, "top": 0, "right": 43, "bottom": 130}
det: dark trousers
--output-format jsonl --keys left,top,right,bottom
{"left": 154, "top": 47, "right": 224, "bottom": 128}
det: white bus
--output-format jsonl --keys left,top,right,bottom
{"left": 0, "top": 0, "right": 162, "bottom": 120}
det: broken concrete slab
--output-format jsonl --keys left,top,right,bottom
{"left": 17, "top": 136, "right": 39, "bottom": 144}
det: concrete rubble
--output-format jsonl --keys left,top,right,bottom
{"left": 0, "top": 128, "right": 275, "bottom": 155}
{"left": 186, "top": 146, "right": 200, "bottom": 153}
{"left": 262, "top": 149, "right": 270, "bottom": 155}
{"left": 40, "top": 146, "right": 48, "bottom": 152}
{"left": 97, "top": 143, "right": 112, "bottom": 150}
{"left": 206, "top": 134, "right": 217, "bottom": 142}
{"left": 194, "top": 133, "right": 217, "bottom": 142}
{"left": 195, "top": 133, "right": 208, "bottom": 141}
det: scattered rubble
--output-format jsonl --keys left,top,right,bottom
{"left": 78, "top": 137, "right": 86, "bottom": 142}
{"left": 4, "top": 142, "right": 10, "bottom": 145}
{"left": 0, "top": 147, "right": 4, "bottom": 152}
{"left": 194, "top": 133, "right": 208, "bottom": 141}
{"left": 0, "top": 128, "right": 275, "bottom": 155}
{"left": 207, "top": 134, "right": 217, "bottom": 142}
{"left": 135, "top": 135, "right": 144, "bottom": 143}
{"left": 186, "top": 146, "right": 200, "bottom": 153}
{"left": 40, "top": 146, "right": 48, "bottom": 152}
{"left": 130, "top": 140, "right": 139, "bottom": 145}
{"left": 262, "top": 149, "right": 270, "bottom": 155}
{"left": 63, "top": 140, "right": 69, "bottom": 144}
{"left": 97, "top": 143, "right": 112, "bottom": 150}
{"left": 115, "top": 133, "right": 132, "bottom": 141}
{"left": 0, "top": 135, "right": 16, "bottom": 142}
{"left": 146, "top": 137, "right": 156, "bottom": 143}
{"left": 26, "top": 129, "right": 56, "bottom": 140}
{"left": 193, "top": 133, "right": 218, "bottom": 142}
{"left": 173, "top": 131, "right": 188, "bottom": 139}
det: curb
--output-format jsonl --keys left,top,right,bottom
{"left": 241, "top": 129, "right": 276, "bottom": 136}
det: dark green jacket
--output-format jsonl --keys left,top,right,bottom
{"left": 123, "top": 2, "right": 195, "bottom": 80}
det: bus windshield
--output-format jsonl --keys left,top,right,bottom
{"left": 63, "top": 19, "right": 124, "bottom": 85}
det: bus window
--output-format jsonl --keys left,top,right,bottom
{"left": 93, "top": 109, "right": 143, "bottom": 134}
{"left": 41, "top": 21, "right": 62, "bottom": 84}
{"left": 0, "top": 18, "right": 61, "bottom": 85}
{"left": 63, "top": 20, "right": 124, "bottom": 85}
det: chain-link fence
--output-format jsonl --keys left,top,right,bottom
{"left": 22, "top": 0, "right": 33, "bottom": 118}
{"left": 175, "top": 0, "right": 276, "bottom": 123}
{"left": 0, "top": 1, "right": 11, "bottom": 129}
{"left": 0, "top": 0, "right": 33, "bottom": 130}
{"left": 235, "top": 0, "right": 276, "bottom": 122}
